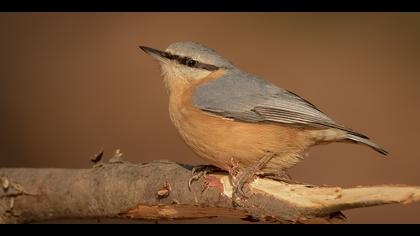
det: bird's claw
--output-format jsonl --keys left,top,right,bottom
{"left": 188, "top": 165, "right": 223, "bottom": 191}
{"left": 231, "top": 170, "right": 253, "bottom": 204}
{"left": 230, "top": 153, "right": 276, "bottom": 207}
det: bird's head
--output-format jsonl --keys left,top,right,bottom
{"left": 140, "top": 42, "right": 234, "bottom": 84}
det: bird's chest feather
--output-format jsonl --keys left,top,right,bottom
{"left": 168, "top": 82, "right": 232, "bottom": 161}
{"left": 167, "top": 71, "right": 234, "bottom": 154}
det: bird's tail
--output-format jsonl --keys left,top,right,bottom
{"left": 346, "top": 133, "right": 388, "bottom": 156}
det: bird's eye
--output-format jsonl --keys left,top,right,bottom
{"left": 186, "top": 59, "right": 197, "bottom": 67}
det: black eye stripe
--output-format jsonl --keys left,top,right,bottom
{"left": 179, "top": 57, "right": 189, "bottom": 65}
{"left": 163, "top": 53, "right": 219, "bottom": 71}
{"left": 140, "top": 46, "right": 220, "bottom": 71}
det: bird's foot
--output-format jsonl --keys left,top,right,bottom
{"left": 227, "top": 158, "right": 249, "bottom": 206}
{"left": 231, "top": 168, "right": 256, "bottom": 202}
{"left": 188, "top": 164, "right": 225, "bottom": 191}
{"left": 231, "top": 153, "right": 275, "bottom": 207}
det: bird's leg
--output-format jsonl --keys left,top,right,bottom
{"left": 188, "top": 164, "right": 225, "bottom": 191}
{"left": 228, "top": 157, "right": 241, "bottom": 177}
{"left": 231, "top": 153, "right": 275, "bottom": 203}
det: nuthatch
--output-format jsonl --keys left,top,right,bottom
{"left": 140, "top": 42, "right": 387, "bottom": 196}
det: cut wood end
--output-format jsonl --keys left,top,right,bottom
{"left": 210, "top": 174, "right": 420, "bottom": 212}
{"left": 252, "top": 179, "right": 420, "bottom": 210}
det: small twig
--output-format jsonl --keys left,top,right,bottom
{"left": 108, "top": 149, "right": 125, "bottom": 164}
{"left": 90, "top": 149, "right": 104, "bottom": 164}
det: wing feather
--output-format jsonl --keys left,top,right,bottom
{"left": 193, "top": 71, "right": 367, "bottom": 138}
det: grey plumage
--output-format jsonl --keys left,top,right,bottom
{"left": 193, "top": 70, "right": 340, "bottom": 128}
{"left": 193, "top": 70, "right": 388, "bottom": 155}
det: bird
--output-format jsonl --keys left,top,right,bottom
{"left": 139, "top": 41, "right": 388, "bottom": 197}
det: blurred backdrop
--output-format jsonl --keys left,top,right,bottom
{"left": 0, "top": 13, "right": 419, "bottom": 224}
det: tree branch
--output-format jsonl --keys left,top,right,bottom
{"left": 0, "top": 158, "right": 419, "bottom": 224}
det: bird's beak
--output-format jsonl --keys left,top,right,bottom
{"left": 139, "top": 45, "right": 171, "bottom": 63}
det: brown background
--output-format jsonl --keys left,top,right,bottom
{"left": 0, "top": 13, "right": 419, "bottom": 224}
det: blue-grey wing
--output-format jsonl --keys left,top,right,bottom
{"left": 192, "top": 70, "right": 365, "bottom": 137}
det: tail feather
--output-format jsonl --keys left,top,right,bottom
{"left": 346, "top": 133, "right": 388, "bottom": 156}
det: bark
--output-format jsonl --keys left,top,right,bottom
{"left": 0, "top": 158, "right": 419, "bottom": 224}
